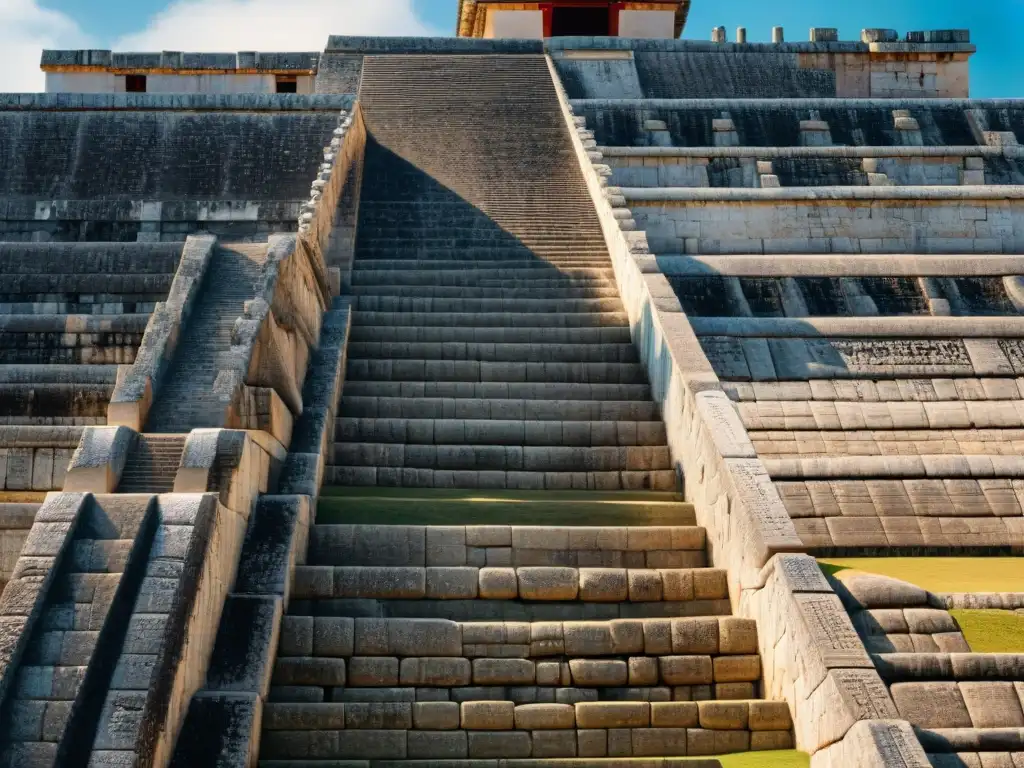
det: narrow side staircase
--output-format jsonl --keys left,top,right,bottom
{"left": 145, "top": 243, "right": 268, "bottom": 433}
{"left": 116, "top": 434, "right": 187, "bottom": 494}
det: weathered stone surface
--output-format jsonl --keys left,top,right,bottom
{"left": 890, "top": 682, "right": 972, "bottom": 728}
{"left": 575, "top": 701, "right": 650, "bottom": 729}
{"left": 578, "top": 569, "right": 628, "bottom": 602}
{"left": 461, "top": 700, "right": 514, "bottom": 730}
{"left": 698, "top": 700, "right": 749, "bottom": 730}
{"left": 478, "top": 568, "right": 518, "bottom": 599}
{"left": 650, "top": 701, "right": 699, "bottom": 728}
{"left": 569, "top": 659, "right": 628, "bottom": 687}
{"left": 399, "top": 657, "right": 472, "bottom": 687}
{"left": 413, "top": 701, "right": 460, "bottom": 730}
{"left": 473, "top": 658, "right": 535, "bottom": 685}
{"left": 671, "top": 618, "right": 719, "bottom": 654}
{"left": 467, "top": 730, "right": 532, "bottom": 758}
{"left": 514, "top": 703, "right": 575, "bottom": 730}
{"left": 517, "top": 568, "right": 578, "bottom": 600}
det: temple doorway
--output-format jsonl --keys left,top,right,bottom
{"left": 550, "top": 6, "right": 612, "bottom": 36}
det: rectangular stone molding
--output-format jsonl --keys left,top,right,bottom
{"left": 63, "top": 426, "right": 135, "bottom": 493}
{"left": 694, "top": 391, "right": 757, "bottom": 460}
{"left": 812, "top": 719, "right": 931, "bottom": 768}
{"left": 741, "top": 554, "right": 899, "bottom": 754}
{"left": 176, "top": 429, "right": 285, "bottom": 518}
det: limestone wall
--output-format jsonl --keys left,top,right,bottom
{"left": 631, "top": 193, "right": 1024, "bottom": 255}
{"left": 574, "top": 99, "right": 1020, "bottom": 149}
{"left": 0, "top": 94, "right": 352, "bottom": 242}
{"left": 549, "top": 36, "right": 973, "bottom": 100}
{"left": 41, "top": 49, "right": 320, "bottom": 96}
{"left": 0, "top": 435, "right": 79, "bottom": 492}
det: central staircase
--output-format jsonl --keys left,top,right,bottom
{"left": 332, "top": 54, "right": 674, "bottom": 492}
{"left": 257, "top": 55, "right": 793, "bottom": 765}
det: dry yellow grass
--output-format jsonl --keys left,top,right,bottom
{"left": 817, "top": 557, "right": 1024, "bottom": 593}
{"left": 952, "top": 609, "right": 1024, "bottom": 653}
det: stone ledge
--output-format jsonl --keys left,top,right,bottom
{"left": 689, "top": 317, "right": 1024, "bottom": 338}
{"left": 570, "top": 97, "right": 1019, "bottom": 109}
{"left": 547, "top": 36, "right": 972, "bottom": 55}
{"left": 600, "top": 145, "right": 1024, "bottom": 159}
{"left": 765, "top": 455, "right": 1024, "bottom": 480}
{"left": 0, "top": 93, "right": 355, "bottom": 111}
{"left": 325, "top": 37, "right": 544, "bottom": 55}
{"left": 41, "top": 49, "right": 320, "bottom": 72}
{"left": 655, "top": 254, "right": 1024, "bottom": 277}
{"left": 624, "top": 185, "right": 1024, "bottom": 202}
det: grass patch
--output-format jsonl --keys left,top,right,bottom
{"left": 317, "top": 487, "right": 694, "bottom": 526}
{"left": 0, "top": 492, "right": 47, "bottom": 503}
{"left": 320, "top": 487, "right": 683, "bottom": 502}
{"left": 718, "top": 751, "right": 809, "bottom": 768}
{"left": 817, "top": 557, "right": 1024, "bottom": 594}
{"left": 951, "top": 609, "right": 1024, "bottom": 653}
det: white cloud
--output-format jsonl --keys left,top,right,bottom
{"left": 115, "top": 0, "right": 443, "bottom": 51}
{"left": 0, "top": 0, "right": 91, "bottom": 92}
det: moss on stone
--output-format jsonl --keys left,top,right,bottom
{"left": 318, "top": 487, "right": 694, "bottom": 526}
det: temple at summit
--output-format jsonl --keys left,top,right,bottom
{"left": 0, "top": 1, "right": 1021, "bottom": 766}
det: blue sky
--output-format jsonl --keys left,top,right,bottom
{"left": 2, "top": 0, "right": 1021, "bottom": 96}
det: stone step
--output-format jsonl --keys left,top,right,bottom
{"left": 340, "top": 382, "right": 653, "bottom": 402}
{"left": 339, "top": 399, "right": 659, "bottom": 422}
{"left": 350, "top": 276, "right": 618, "bottom": 290}
{"left": 350, "top": 298, "right": 624, "bottom": 314}
{"left": 335, "top": 419, "right": 666, "bottom": 448}
{"left": 260, "top": 708, "right": 789, "bottom": 760}
{"left": 356, "top": 231, "right": 606, "bottom": 242}
{"left": 344, "top": 362, "right": 646, "bottom": 385}
{"left": 332, "top": 444, "right": 673, "bottom": 473}
{"left": 289, "top": 598, "right": 725, "bottom": 623}
{"left": 351, "top": 263, "right": 614, "bottom": 276}
{"left": 348, "top": 286, "right": 623, "bottom": 300}
{"left": 351, "top": 312, "right": 628, "bottom": 330}
{"left": 346, "top": 343, "right": 637, "bottom": 364}
{"left": 326, "top": 467, "right": 677, "bottom": 492}
{"left": 291, "top": 566, "right": 719, "bottom": 603}
{"left": 347, "top": 326, "right": 632, "bottom": 345}
{"left": 355, "top": 226, "right": 607, "bottom": 239}
{"left": 357, "top": 210, "right": 602, "bottom": 223}
{"left": 306, "top": 525, "right": 704, "bottom": 569}
{"left": 275, "top": 616, "right": 754, "bottom": 660}
{"left": 267, "top": 684, "right": 761, "bottom": 706}
{"left": 353, "top": 246, "right": 609, "bottom": 258}
{"left": 116, "top": 434, "right": 187, "bottom": 493}
{"left": 273, "top": 653, "right": 760, "bottom": 691}
{"left": 262, "top": 698, "right": 788, "bottom": 729}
